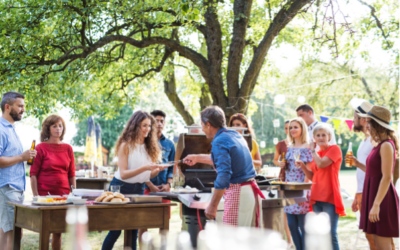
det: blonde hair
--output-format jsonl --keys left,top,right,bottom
{"left": 287, "top": 117, "right": 309, "bottom": 145}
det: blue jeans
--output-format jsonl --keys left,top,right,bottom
{"left": 312, "top": 201, "right": 340, "bottom": 250}
{"left": 101, "top": 178, "right": 144, "bottom": 250}
{"left": 286, "top": 214, "right": 306, "bottom": 250}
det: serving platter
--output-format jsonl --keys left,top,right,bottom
{"left": 94, "top": 201, "right": 130, "bottom": 205}
{"left": 33, "top": 201, "right": 72, "bottom": 206}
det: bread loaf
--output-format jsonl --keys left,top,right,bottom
{"left": 110, "top": 198, "right": 122, "bottom": 203}
{"left": 103, "top": 195, "right": 114, "bottom": 202}
{"left": 113, "top": 192, "right": 124, "bottom": 199}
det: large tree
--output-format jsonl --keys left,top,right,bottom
{"left": 0, "top": 0, "right": 396, "bottom": 121}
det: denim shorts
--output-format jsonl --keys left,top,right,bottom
{"left": 0, "top": 185, "right": 24, "bottom": 232}
{"left": 109, "top": 178, "right": 144, "bottom": 195}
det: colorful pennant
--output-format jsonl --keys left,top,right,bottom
{"left": 332, "top": 119, "right": 342, "bottom": 130}
{"left": 345, "top": 120, "right": 354, "bottom": 131}
{"left": 320, "top": 116, "right": 329, "bottom": 123}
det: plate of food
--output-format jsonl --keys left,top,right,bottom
{"left": 94, "top": 192, "right": 130, "bottom": 204}
{"left": 170, "top": 186, "right": 200, "bottom": 194}
{"left": 33, "top": 197, "right": 72, "bottom": 205}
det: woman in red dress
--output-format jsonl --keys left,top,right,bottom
{"left": 30, "top": 115, "right": 76, "bottom": 250}
{"left": 354, "top": 105, "right": 399, "bottom": 250}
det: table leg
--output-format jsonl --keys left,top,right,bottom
{"left": 124, "top": 230, "right": 133, "bottom": 248}
{"left": 39, "top": 230, "right": 50, "bottom": 250}
{"left": 12, "top": 226, "right": 21, "bottom": 250}
{"left": 161, "top": 206, "right": 170, "bottom": 231}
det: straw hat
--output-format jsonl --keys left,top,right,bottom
{"left": 354, "top": 101, "right": 373, "bottom": 118}
{"left": 365, "top": 105, "right": 395, "bottom": 131}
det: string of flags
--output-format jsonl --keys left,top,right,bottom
{"left": 318, "top": 115, "right": 353, "bottom": 130}
{"left": 317, "top": 115, "right": 396, "bottom": 131}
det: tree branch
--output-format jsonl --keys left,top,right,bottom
{"left": 31, "top": 35, "right": 209, "bottom": 82}
{"left": 226, "top": 0, "right": 254, "bottom": 106}
{"left": 357, "top": 0, "right": 391, "bottom": 48}
{"left": 203, "top": 0, "right": 228, "bottom": 108}
{"left": 239, "top": 0, "right": 313, "bottom": 112}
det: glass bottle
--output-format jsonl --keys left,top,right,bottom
{"left": 27, "top": 140, "right": 36, "bottom": 165}
{"left": 345, "top": 142, "right": 353, "bottom": 167}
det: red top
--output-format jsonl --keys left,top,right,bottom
{"left": 309, "top": 145, "right": 346, "bottom": 216}
{"left": 30, "top": 143, "right": 75, "bottom": 196}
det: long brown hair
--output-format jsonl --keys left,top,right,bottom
{"left": 368, "top": 119, "right": 399, "bottom": 157}
{"left": 40, "top": 115, "right": 66, "bottom": 142}
{"left": 228, "top": 113, "right": 255, "bottom": 138}
{"left": 115, "top": 110, "right": 161, "bottom": 162}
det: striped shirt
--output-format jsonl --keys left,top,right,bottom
{"left": 0, "top": 117, "right": 25, "bottom": 191}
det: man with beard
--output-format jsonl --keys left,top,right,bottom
{"left": 346, "top": 101, "right": 395, "bottom": 250}
{"left": 0, "top": 92, "right": 36, "bottom": 250}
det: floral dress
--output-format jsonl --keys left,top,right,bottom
{"left": 284, "top": 147, "right": 313, "bottom": 214}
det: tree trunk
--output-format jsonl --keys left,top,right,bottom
{"left": 164, "top": 59, "right": 195, "bottom": 125}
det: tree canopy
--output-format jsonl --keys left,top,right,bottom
{"left": 0, "top": 0, "right": 397, "bottom": 122}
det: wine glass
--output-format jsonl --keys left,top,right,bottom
{"left": 293, "top": 149, "right": 301, "bottom": 168}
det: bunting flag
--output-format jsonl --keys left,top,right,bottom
{"left": 320, "top": 116, "right": 329, "bottom": 123}
{"left": 345, "top": 120, "right": 353, "bottom": 131}
{"left": 332, "top": 119, "right": 342, "bottom": 130}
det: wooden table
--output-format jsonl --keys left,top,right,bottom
{"left": 76, "top": 178, "right": 111, "bottom": 190}
{"left": 10, "top": 201, "right": 175, "bottom": 250}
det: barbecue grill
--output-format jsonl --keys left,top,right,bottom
{"left": 151, "top": 127, "right": 311, "bottom": 247}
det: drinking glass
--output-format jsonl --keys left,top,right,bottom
{"left": 110, "top": 185, "right": 120, "bottom": 193}
{"left": 293, "top": 149, "right": 301, "bottom": 168}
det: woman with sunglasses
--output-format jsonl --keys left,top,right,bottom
{"left": 228, "top": 113, "right": 262, "bottom": 172}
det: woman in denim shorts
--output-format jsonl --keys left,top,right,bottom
{"left": 101, "top": 111, "right": 167, "bottom": 250}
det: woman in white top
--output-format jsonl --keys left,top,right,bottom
{"left": 102, "top": 110, "right": 166, "bottom": 250}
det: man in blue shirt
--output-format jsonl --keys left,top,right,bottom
{"left": 184, "top": 106, "right": 264, "bottom": 227}
{"left": 0, "top": 92, "right": 36, "bottom": 250}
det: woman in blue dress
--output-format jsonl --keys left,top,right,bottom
{"left": 279, "top": 117, "right": 313, "bottom": 250}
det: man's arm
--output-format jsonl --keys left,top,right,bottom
{"left": 0, "top": 150, "right": 36, "bottom": 168}
{"left": 205, "top": 189, "right": 225, "bottom": 220}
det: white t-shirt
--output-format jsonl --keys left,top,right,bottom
{"left": 308, "top": 121, "right": 337, "bottom": 151}
{"left": 115, "top": 144, "right": 152, "bottom": 183}
{"left": 356, "top": 136, "right": 374, "bottom": 193}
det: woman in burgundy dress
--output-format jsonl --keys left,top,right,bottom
{"left": 357, "top": 105, "right": 399, "bottom": 250}
{"left": 30, "top": 115, "right": 76, "bottom": 250}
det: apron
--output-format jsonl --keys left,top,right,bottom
{"left": 211, "top": 129, "right": 265, "bottom": 227}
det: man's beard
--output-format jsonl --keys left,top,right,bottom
{"left": 353, "top": 124, "right": 363, "bottom": 133}
{"left": 9, "top": 109, "right": 23, "bottom": 121}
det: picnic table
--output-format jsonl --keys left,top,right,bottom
{"left": 9, "top": 201, "right": 175, "bottom": 250}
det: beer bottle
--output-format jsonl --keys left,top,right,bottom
{"left": 27, "top": 140, "right": 36, "bottom": 165}
{"left": 281, "top": 152, "right": 287, "bottom": 170}
{"left": 345, "top": 142, "right": 353, "bottom": 167}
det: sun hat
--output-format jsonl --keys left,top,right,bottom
{"left": 365, "top": 105, "right": 395, "bottom": 131}
{"left": 354, "top": 101, "right": 373, "bottom": 118}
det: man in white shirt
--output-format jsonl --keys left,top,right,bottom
{"left": 347, "top": 101, "right": 394, "bottom": 250}
{"left": 296, "top": 104, "right": 336, "bottom": 147}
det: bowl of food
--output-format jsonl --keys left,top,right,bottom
{"left": 72, "top": 199, "right": 87, "bottom": 205}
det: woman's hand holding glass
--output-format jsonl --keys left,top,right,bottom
{"left": 295, "top": 160, "right": 306, "bottom": 169}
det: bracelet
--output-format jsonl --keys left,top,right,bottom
{"left": 166, "top": 182, "right": 171, "bottom": 187}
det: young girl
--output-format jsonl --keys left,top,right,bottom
{"left": 279, "top": 117, "right": 312, "bottom": 250}
{"left": 101, "top": 111, "right": 166, "bottom": 250}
